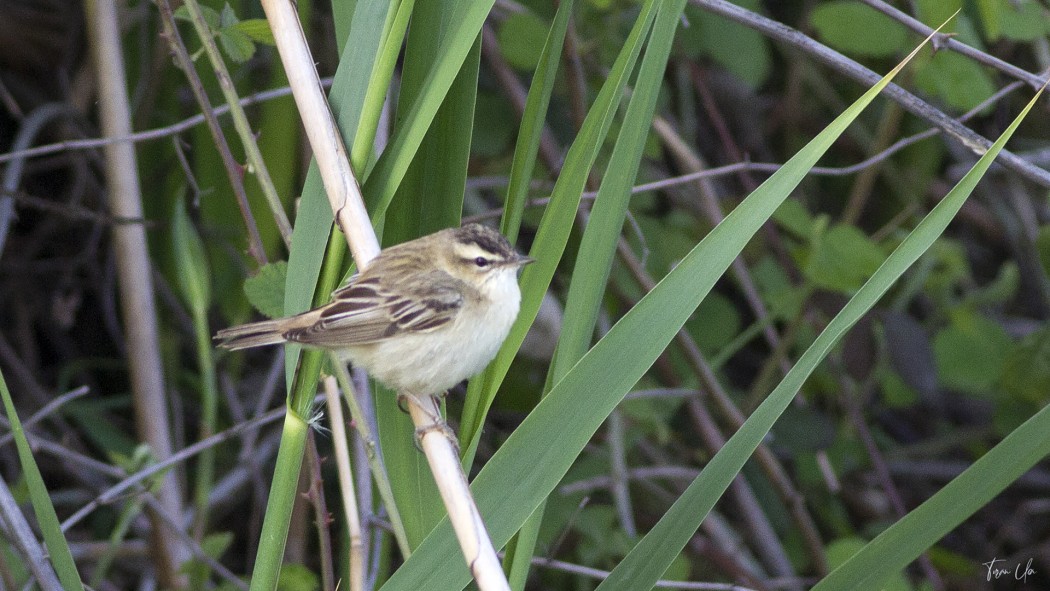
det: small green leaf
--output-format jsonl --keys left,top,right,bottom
{"left": 773, "top": 197, "right": 815, "bottom": 238}
{"left": 679, "top": 1, "right": 772, "bottom": 87}
{"left": 219, "top": 28, "right": 255, "bottom": 63}
{"left": 276, "top": 563, "right": 320, "bottom": 591}
{"left": 810, "top": 1, "right": 910, "bottom": 57}
{"left": 175, "top": 4, "right": 221, "bottom": 30}
{"left": 244, "top": 261, "right": 288, "bottom": 319}
{"left": 1000, "top": 327, "right": 1050, "bottom": 403}
{"left": 232, "top": 19, "right": 276, "bottom": 45}
{"left": 915, "top": 50, "right": 998, "bottom": 112}
{"left": 932, "top": 309, "right": 1012, "bottom": 396}
{"left": 220, "top": 3, "right": 239, "bottom": 28}
{"left": 997, "top": 0, "right": 1050, "bottom": 42}
{"left": 976, "top": 0, "right": 1001, "bottom": 41}
{"left": 497, "top": 12, "right": 551, "bottom": 72}
{"left": 1036, "top": 225, "right": 1050, "bottom": 277}
{"left": 805, "top": 224, "right": 885, "bottom": 292}
{"left": 171, "top": 199, "right": 212, "bottom": 315}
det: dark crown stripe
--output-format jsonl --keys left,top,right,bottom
{"left": 456, "top": 223, "right": 513, "bottom": 257}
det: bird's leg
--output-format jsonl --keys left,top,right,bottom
{"left": 399, "top": 393, "right": 458, "bottom": 453}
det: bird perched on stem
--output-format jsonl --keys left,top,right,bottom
{"left": 216, "top": 223, "right": 533, "bottom": 399}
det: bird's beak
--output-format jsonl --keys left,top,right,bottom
{"left": 514, "top": 254, "right": 535, "bottom": 267}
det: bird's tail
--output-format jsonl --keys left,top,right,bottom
{"left": 215, "top": 319, "right": 288, "bottom": 350}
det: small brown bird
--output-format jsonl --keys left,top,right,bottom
{"left": 216, "top": 224, "right": 533, "bottom": 398}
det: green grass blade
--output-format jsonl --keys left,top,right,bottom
{"left": 249, "top": 413, "right": 309, "bottom": 591}
{"left": 458, "top": 0, "right": 661, "bottom": 462}
{"left": 499, "top": 0, "right": 574, "bottom": 245}
{"left": 594, "top": 85, "right": 1042, "bottom": 591}
{"left": 818, "top": 406, "right": 1050, "bottom": 589}
{"left": 379, "top": 23, "right": 929, "bottom": 591}
{"left": 0, "top": 370, "right": 85, "bottom": 591}
{"left": 553, "top": 0, "right": 687, "bottom": 383}
{"left": 361, "top": 0, "right": 499, "bottom": 221}
{"left": 810, "top": 85, "right": 1045, "bottom": 591}
{"left": 502, "top": 1, "right": 688, "bottom": 585}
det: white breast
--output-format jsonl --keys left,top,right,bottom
{"left": 347, "top": 267, "right": 522, "bottom": 397}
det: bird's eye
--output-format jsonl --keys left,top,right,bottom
{"left": 473, "top": 256, "right": 490, "bottom": 268}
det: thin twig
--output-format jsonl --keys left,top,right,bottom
{"left": 0, "top": 82, "right": 330, "bottom": 165}
{"left": 0, "top": 387, "right": 89, "bottom": 448}
{"left": 860, "top": 0, "right": 1047, "bottom": 89}
{"left": 330, "top": 361, "right": 410, "bottom": 558}
{"left": 0, "top": 472, "right": 63, "bottom": 591}
{"left": 689, "top": 0, "right": 1050, "bottom": 188}
{"left": 304, "top": 433, "right": 336, "bottom": 591}
{"left": 322, "top": 376, "right": 365, "bottom": 591}
{"left": 526, "top": 554, "right": 762, "bottom": 590}
{"left": 61, "top": 405, "right": 288, "bottom": 532}
{"left": 178, "top": 0, "right": 293, "bottom": 246}
{"left": 154, "top": 0, "right": 269, "bottom": 265}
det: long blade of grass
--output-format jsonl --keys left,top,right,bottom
{"left": 498, "top": 0, "right": 574, "bottom": 245}
{"left": 381, "top": 12, "right": 934, "bottom": 591}
{"left": 361, "top": 0, "right": 498, "bottom": 220}
{"left": 809, "top": 84, "right": 1046, "bottom": 591}
{"left": 503, "top": 1, "right": 688, "bottom": 585}
{"left": 0, "top": 370, "right": 85, "bottom": 591}
{"left": 458, "top": 0, "right": 661, "bottom": 462}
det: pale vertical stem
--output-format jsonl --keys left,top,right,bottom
{"left": 330, "top": 360, "right": 410, "bottom": 558}
{"left": 407, "top": 397, "right": 510, "bottom": 591}
{"left": 322, "top": 377, "right": 365, "bottom": 591}
{"left": 263, "top": 0, "right": 509, "bottom": 587}
{"left": 257, "top": 0, "right": 380, "bottom": 264}
{"left": 84, "top": 0, "right": 187, "bottom": 586}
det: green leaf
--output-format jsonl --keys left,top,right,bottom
{"left": 825, "top": 538, "right": 913, "bottom": 591}
{"left": 805, "top": 224, "right": 886, "bottom": 293}
{"left": 497, "top": 12, "right": 551, "bottom": 71}
{"left": 219, "top": 27, "right": 256, "bottom": 63}
{"left": 997, "top": 0, "right": 1050, "bottom": 42}
{"left": 232, "top": 19, "right": 276, "bottom": 45}
{"left": 219, "top": 3, "right": 238, "bottom": 28}
{"left": 243, "top": 261, "right": 288, "bottom": 319}
{"left": 679, "top": 0, "right": 771, "bottom": 87}
{"left": 915, "top": 45, "right": 997, "bottom": 112}
{"left": 276, "top": 563, "right": 320, "bottom": 591}
{"left": 932, "top": 309, "right": 1012, "bottom": 396}
{"left": 1000, "top": 327, "right": 1050, "bottom": 404}
{"left": 361, "top": 0, "right": 503, "bottom": 222}
{"left": 171, "top": 198, "right": 212, "bottom": 315}
{"left": 500, "top": 0, "right": 574, "bottom": 244}
{"left": 175, "top": 4, "right": 221, "bottom": 29}
{"left": 458, "top": 0, "right": 661, "bottom": 462}
{"left": 810, "top": 1, "right": 910, "bottom": 57}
